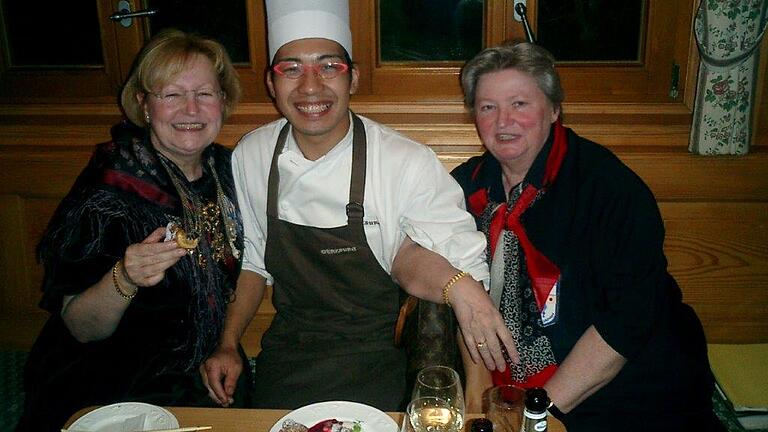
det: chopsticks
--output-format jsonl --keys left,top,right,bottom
{"left": 143, "top": 427, "right": 212, "bottom": 432}
{"left": 62, "top": 427, "right": 211, "bottom": 432}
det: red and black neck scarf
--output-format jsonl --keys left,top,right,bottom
{"left": 466, "top": 120, "right": 567, "bottom": 388}
{"left": 37, "top": 122, "right": 242, "bottom": 372}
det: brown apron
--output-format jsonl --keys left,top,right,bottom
{"left": 252, "top": 114, "right": 408, "bottom": 411}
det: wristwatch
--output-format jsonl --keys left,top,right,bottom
{"left": 547, "top": 399, "right": 564, "bottom": 417}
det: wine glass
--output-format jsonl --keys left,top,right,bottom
{"left": 485, "top": 385, "right": 525, "bottom": 432}
{"left": 411, "top": 366, "right": 465, "bottom": 430}
{"left": 404, "top": 396, "right": 461, "bottom": 432}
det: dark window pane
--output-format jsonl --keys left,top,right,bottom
{"left": 146, "top": 0, "right": 249, "bottom": 64}
{"left": 537, "top": 0, "right": 645, "bottom": 62}
{"left": 379, "top": 0, "right": 483, "bottom": 62}
{"left": 2, "top": 1, "right": 103, "bottom": 67}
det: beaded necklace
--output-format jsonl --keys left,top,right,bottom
{"left": 157, "top": 153, "right": 239, "bottom": 268}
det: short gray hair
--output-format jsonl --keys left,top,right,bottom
{"left": 460, "top": 41, "right": 563, "bottom": 113}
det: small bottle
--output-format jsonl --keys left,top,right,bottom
{"left": 521, "top": 387, "right": 548, "bottom": 432}
{"left": 470, "top": 418, "right": 493, "bottom": 432}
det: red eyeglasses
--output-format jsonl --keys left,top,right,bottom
{"left": 272, "top": 61, "right": 349, "bottom": 80}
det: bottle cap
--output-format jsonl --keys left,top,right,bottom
{"left": 525, "top": 387, "right": 549, "bottom": 412}
{"left": 470, "top": 418, "right": 494, "bottom": 432}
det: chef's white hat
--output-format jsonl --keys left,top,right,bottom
{"left": 266, "top": 0, "right": 352, "bottom": 63}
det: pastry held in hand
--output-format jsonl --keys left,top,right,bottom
{"left": 165, "top": 222, "right": 199, "bottom": 250}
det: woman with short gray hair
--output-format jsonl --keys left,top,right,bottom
{"left": 453, "top": 41, "right": 723, "bottom": 431}
{"left": 460, "top": 42, "right": 563, "bottom": 113}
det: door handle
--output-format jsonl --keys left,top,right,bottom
{"left": 514, "top": 2, "right": 536, "bottom": 43}
{"left": 109, "top": 0, "right": 158, "bottom": 28}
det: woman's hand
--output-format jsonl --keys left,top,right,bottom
{"left": 459, "top": 331, "right": 494, "bottom": 413}
{"left": 122, "top": 227, "right": 187, "bottom": 288}
{"left": 61, "top": 226, "right": 186, "bottom": 342}
{"left": 391, "top": 236, "right": 518, "bottom": 372}
{"left": 450, "top": 279, "right": 520, "bottom": 372}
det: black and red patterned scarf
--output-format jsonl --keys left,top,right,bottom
{"left": 38, "top": 122, "right": 242, "bottom": 371}
{"left": 465, "top": 120, "right": 567, "bottom": 388}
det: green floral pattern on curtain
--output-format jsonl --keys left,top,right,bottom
{"left": 690, "top": 0, "right": 768, "bottom": 155}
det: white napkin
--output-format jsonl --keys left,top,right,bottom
{"left": 92, "top": 413, "right": 146, "bottom": 432}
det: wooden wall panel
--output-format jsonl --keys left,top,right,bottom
{"left": 440, "top": 151, "right": 768, "bottom": 202}
{"left": 0, "top": 195, "right": 28, "bottom": 315}
{"left": 662, "top": 203, "right": 768, "bottom": 343}
{"left": 622, "top": 152, "right": 768, "bottom": 202}
{"left": 0, "top": 149, "right": 92, "bottom": 197}
{"left": 1, "top": 116, "right": 766, "bottom": 351}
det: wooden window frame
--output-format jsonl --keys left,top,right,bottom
{"left": 350, "top": 0, "right": 698, "bottom": 110}
{"left": 1, "top": 0, "right": 700, "bottom": 125}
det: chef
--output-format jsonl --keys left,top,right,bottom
{"left": 201, "top": 0, "right": 518, "bottom": 410}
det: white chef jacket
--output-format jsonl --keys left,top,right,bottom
{"left": 232, "top": 113, "right": 489, "bottom": 288}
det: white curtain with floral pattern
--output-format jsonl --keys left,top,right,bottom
{"left": 690, "top": 0, "right": 768, "bottom": 155}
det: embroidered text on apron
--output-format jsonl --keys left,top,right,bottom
{"left": 253, "top": 114, "right": 408, "bottom": 410}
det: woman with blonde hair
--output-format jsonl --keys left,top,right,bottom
{"left": 17, "top": 29, "right": 248, "bottom": 431}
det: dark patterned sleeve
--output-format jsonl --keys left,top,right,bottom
{"left": 37, "top": 191, "right": 133, "bottom": 313}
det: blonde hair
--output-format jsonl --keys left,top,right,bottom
{"left": 120, "top": 29, "right": 241, "bottom": 127}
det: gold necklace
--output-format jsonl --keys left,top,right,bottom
{"left": 158, "top": 154, "right": 239, "bottom": 268}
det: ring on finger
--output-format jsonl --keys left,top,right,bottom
{"left": 476, "top": 340, "right": 487, "bottom": 349}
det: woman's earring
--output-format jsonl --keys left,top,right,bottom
{"left": 144, "top": 112, "right": 151, "bottom": 123}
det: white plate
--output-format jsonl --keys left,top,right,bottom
{"left": 269, "top": 401, "right": 398, "bottom": 432}
{"left": 68, "top": 402, "right": 179, "bottom": 432}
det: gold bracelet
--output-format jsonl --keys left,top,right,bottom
{"left": 112, "top": 260, "right": 138, "bottom": 300}
{"left": 442, "top": 271, "right": 468, "bottom": 307}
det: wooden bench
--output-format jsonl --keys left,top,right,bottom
{"left": 1, "top": 123, "right": 767, "bottom": 353}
